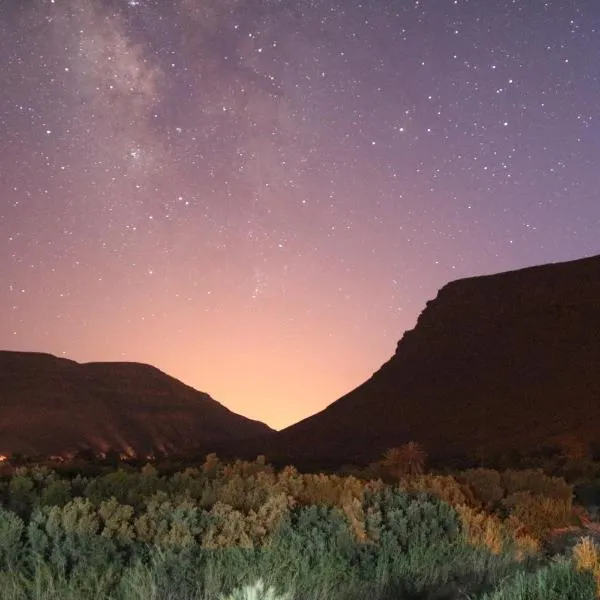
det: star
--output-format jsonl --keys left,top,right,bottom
{"left": 0, "top": 0, "right": 598, "bottom": 429}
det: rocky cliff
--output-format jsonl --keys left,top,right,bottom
{"left": 0, "top": 351, "right": 272, "bottom": 457}
{"left": 268, "top": 253, "right": 600, "bottom": 465}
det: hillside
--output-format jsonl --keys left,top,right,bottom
{"left": 0, "top": 351, "right": 272, "bottom": 457}
{"left": 263, "top": 253, "right": 600, "bottom": 466}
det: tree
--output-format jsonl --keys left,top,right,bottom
{"left": 382, "top": 442, "right": 427, "bottom": 478}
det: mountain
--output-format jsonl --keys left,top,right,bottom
{"left": 0, "top": 351, "right": 272, "bottom": 458}
{"left": 264, "top": 254, "right": 600, "bottom": 466}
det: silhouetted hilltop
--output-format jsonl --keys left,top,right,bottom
{"left": 264, "top": 253, "right": 600, "bottom": 465}
{"left": 0, "top": 351, "right": 272, "bottom": 457}
{"left": 4, "top": 253, "right": 600, "bottom": 467}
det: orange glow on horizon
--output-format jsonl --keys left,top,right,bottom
{"left": 17, "top": 272, "right": 420, "bottom": 430}
{"left": 2, "top": 0, "right": 600, "bottom": 438}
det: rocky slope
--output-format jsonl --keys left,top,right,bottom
{"left": 0, "top": 351, "right": 272, "bottom": 458}
{"left": 266, "top": 253, "right": 600, "bottom": 465}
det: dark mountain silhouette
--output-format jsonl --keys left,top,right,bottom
{"left": 3, "top": 254, "right": 600, "bottom": 466}
{"left": 257, "top": 253, "right": 600, "bottom": 466}
{"left": 0, "top": 351, "right": 272, "bottom": 458}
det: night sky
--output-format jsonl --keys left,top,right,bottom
{"left": 1, "top": 0, "right": 599, "bottom": 430}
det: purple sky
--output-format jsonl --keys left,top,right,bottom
{"left": 1, "top": 0, "right": 599, "bottom": 429}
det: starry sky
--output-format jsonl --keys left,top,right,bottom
{"left": 1, "top": 0, "right": 599, "bottom": 430}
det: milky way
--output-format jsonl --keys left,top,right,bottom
{"left": 1, "top": 0, "right": 599, "bottom": 429}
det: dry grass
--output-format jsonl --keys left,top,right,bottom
{"left": 573, "top": 536, "right": 600, "bottom": 597}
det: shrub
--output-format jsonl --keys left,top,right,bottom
{"left": 400, "top": 473, "right": 476, "bottom": 509}
{"left": 40, "top": 479, "right": 73, "bottom": 508}
{"left": 84, "top": 469, "right": 161, "bottom": 509}
{"left": 482, "top": 558, "right": 595, "bottom": 599}
{"left": 260, "top": 503, "right": 361, "bottom": 598}
{"left": 455, "top": 504, "right": 505, "bottom": 555}
{"left": 0, "top": 505, "right": 26, "bottom": 571}
{"left": 502, "top": 491, "right": 572, "bottom": 540}
{"left": 501, "top": 469, "right": 573, "bottom": 501}
{"left": 135, "top": 493, "right": 208, "bottom": 548}
{"left": 8, "top": 474, "right": 36, "bottom": 518}
{"left": 459, "top": 468, "right": 505, "bottom": 510}
{"left": 0, "top": 461, "right": 586, "bottom": 599}
{"left": 28, "top": 497, "right": 127, "bottom": 580}
{"left": 357, "top": 487, "right": 465, "bottom": 594}
{"left": 573, "top": 536, "right": 600, "bottom": 597}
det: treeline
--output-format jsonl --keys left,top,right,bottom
{"left": 0, "top": 455, "right": 598, "bottom": 599}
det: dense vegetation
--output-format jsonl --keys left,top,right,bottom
{"left": 0, "top": 453, "right": 599, "bottom": 599}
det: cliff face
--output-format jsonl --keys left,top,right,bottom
{"left": 0, "top": 351, "right": 272, "bottom": 457}
{"left": 271, "top": 254, "right": 600, "bottom": 464}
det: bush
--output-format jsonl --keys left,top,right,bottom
{"left": 8, "top": 474, "right": 36, "bottom": 518}
{"left": 459, "top": 469, "right": 505, "bottom": 510}
{"left": 0, "top": 504, "right": 26, "bottom": 571}
{"left": 0, "top": 462, "right": 586, "bottom": 599}
{"left": 482, "top": 558, "right": 595, "bottom": 599}
{"left": 502, "top": 492, "right": 572, "bottom": 540}
{"left": 135, "top": 493, "right": 209, "bottom": 548}
{"left": 260, "top": 504, "right": 360, "bottom": 599}
{"left": 573, "top": 536, "right": 600, "bottom": 597}
{"left": 501, "top": 470, "right": 573, "bottom": 502}
{"left": 357, "top": 487, "right": 465, "bottom": 594}
{"left": 27, "top": 498, "right": 128, "bottom": 581}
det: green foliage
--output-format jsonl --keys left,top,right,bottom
{"left": 260, "top": 503, "right": 360, "bottom": 598}
{"left": 40, "top": 478, "right": 72, "bottom": 508}
{"left": 358, "top": 487, "right": 463, "bottom": 592}
{"left": 362, "top": 487, "right": 461, "bottom": 548}
{"left": 85, "top": 469, "right": 150, "bottom": 507}
{"left": 3, "top": 467, "right": 75, "bottom": 520}
{"left": 28, "top": 497, "right": 126, "bottom": 580}
{"left": 99, "top": 497, "right": 136, "bottom": 542}
{"left": 167, "top": 467, "right": 211, "bottom": 506}
{"left": 0, "top": 504, "right": 26, "bottom": 570}
{"left": 482, "top": 558, "right": 596, "bottom": 599}
{"left": 135, "top": 492, "right": 209, "bottom": 548}
{"left": 8, "top": 474, "right": 36, "bottom": 517}
{"left": 0, "top": 458, "right": 591, "bottom": 599}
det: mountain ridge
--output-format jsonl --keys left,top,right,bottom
{"left": 264, "top": 253, "right": 600, "bottom": 465}
{"left": 0, "top": 350, "right": 272, "bottom": 457}
{"left": 2, "top": 253, "right": 600, "bottom": 465}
